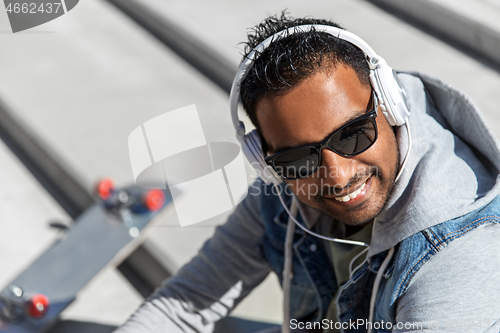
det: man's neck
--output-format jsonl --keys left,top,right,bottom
{"left": 344, "top": 219, "right": 373, "bottom": 237}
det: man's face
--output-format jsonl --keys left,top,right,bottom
{"left": 256, "top": 65, "right": 399, "bottom": 226}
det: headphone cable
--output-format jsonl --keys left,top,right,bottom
{"left": 274, "top": 185, "right": 370, "bottom": 247}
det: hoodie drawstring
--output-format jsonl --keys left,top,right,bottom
{"left": 367, "top": 247, "right": 394, "bottom": 333}
{"left": 282, "top": 196, "right": 297, "bottom": 333}
{"left": 348, "top": 246, "right": 370, "bottom": 279}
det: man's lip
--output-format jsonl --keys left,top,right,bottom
{"left": 323, "top": 176, "right": 372, "bottom": 199}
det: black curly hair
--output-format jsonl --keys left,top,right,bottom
{"left": 240, "top": 12, "right": 371, "bottom": 131}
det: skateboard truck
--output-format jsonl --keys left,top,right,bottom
{"left": 95, "top": 179, "right": 166, "bottom": 235}
{"left": 0, "top": 285, "right": 49, "bottom": 323}
{"left": 96, "top": 179, "right": 165, "bottom": 213}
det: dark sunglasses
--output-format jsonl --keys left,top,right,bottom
{"left": 265, "top": 91, "right": 378, "bottom": 180}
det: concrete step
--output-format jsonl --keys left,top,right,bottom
{"left": 368, "top": 0, "right": 500, "bottom": 69}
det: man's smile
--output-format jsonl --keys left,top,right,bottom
{"left": 330, "top": 176, "right": 371, "bottom": 203}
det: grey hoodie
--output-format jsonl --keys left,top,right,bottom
{"left": 114, "top": 72, "right": 500, "bottom": 333}
{"left": 369, "top": 71, "right": 500, "bottom": 257}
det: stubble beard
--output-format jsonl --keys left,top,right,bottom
{"left": 313, "top": 154, "right": 401, "bottom": 226}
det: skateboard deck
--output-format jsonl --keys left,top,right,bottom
{"left": 0, "top": 180, "right": 173, "bottom": 333}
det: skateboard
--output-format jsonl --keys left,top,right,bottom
{"left": 0, "top": 179, "right": 172, "bottom": 333}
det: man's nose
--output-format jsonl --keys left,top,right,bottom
{"left": 317, "top": 148, "right": 357, "bottom": 188}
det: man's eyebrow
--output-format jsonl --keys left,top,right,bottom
{"left": 268, "top": 109, "right": 368, "bottom": 154}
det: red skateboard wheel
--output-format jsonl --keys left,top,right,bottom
{"left": 97, "top": 178, "right": 115, "bottom": 200}
{"left": 25, "top": 294, "right": 49, "bottom": 318}
{"left": 144, "top": 189, "right": 165, "bottom": 211}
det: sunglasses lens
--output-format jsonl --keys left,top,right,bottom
{"left": 329, "top": 118, "right": 376, "bottom": 155}
{"left": 273, "top": 147, "right": 320, "bottom": 179}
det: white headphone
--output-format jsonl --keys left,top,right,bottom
{"left": 230, "top": 24, "right": 411, "bottom": 185}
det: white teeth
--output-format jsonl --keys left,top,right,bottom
{"left": 334, "top": 182, "right": 367, "bottom": 202}
{"left": 337, "top": 194, "right": 350, "bottom": 202}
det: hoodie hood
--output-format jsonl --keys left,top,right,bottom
{"left": 367, "top": 72, "right": 500, "bottom": 257}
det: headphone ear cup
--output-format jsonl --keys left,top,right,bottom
{"left": 242, "top": 130, "right": 282, "bottom": 185}
{"left": 371, "top": 65, "right": 411, "bottom": 127}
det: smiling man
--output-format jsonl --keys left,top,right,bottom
{"left": 115, "top": 14, "right": 500, "bottom": 333}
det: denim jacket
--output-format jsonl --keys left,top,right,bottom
{"left": 262, "top": 182, "right": 500, "bottom": 331}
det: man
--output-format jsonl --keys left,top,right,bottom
{"left": 115, "top": 14, "right": 500, "bottom": 333}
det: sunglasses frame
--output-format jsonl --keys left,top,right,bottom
{"left": 265, "top": 91, "right": 379, "bottom": 180}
